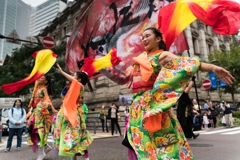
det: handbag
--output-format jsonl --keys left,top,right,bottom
{"left": 117, "top": 113, "right": 121, "bottom": 120}
{"left": 97, "top": 114, "right": 101, "bottom": 119}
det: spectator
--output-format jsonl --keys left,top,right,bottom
{"left": 124, "top": 106, "right": 130, "bottom": 117}
{"left": 99, "top": 105, "right": 108, "bottom": 132}
{"left": 202, "top": 112, "right": 209, "bottom": 129}
{"left": 108, "top": 103, "right": 122, "bottom": 136}
{"left": 222, "top": 101, "right": 233, "bottom": 128}
{"left": 5, "top": 99, "right": 26, "bottom": 152}
{"left": 207, "top": 110, "right": 214, "bottom": 128}
{"left": 192, "top": 99, "right": 201, "bottom": 114}
{"left": 192, "top": 99, "right": 202, "bottom": 130}
{"left": 193, "top": 112, "right": 201, "bottom": 131}
{"left": 204, "top": 98, "right": 212, "bottom": 110}
{"left": 124, "top": 106, "right": 130, "bottom": 134}
{"left": 209, "top": 104, "right": 220, "bottom": 128}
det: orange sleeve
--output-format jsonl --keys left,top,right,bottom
{"left": 62, "top": 79, "right": 81, "bottom": 128}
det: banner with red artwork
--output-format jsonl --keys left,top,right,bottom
{"left": 66, "top": 0, "right": 189, "bottom": 84}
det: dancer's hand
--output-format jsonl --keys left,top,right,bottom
{"left": 52, "top": 108, "right": 58, "bottom": 114}
{"left": 56, "top": 63, "right": 63, "bottom": 73}
{"left": 212, "top": 66, "right": 235, "bottom": 85}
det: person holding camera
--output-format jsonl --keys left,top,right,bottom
{"left": 99, "top": 105, "right": 108, "bottom": 132}
{"left": 108, "top": 103, "right": 122, "bottom": 136}
{"left": 222, "top": 101, "right": 233, "bottom": 128}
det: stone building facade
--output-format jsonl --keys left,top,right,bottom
{"left": 39, "top": 0, "right": 240, "bottom": 131}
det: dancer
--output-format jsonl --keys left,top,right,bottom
{"left": 54, "top": 64, "right": 93, "bottom": 160}
{"left": 124, "top": 27, "right": 234, "bottom": 160}
{"left": 177, "top": 78, "right": 199, "bottom": 139}
{"left": 27, "top": 75, "right": 57, "bottom": 160}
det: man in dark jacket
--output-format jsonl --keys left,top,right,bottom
{"left": 177, "top": 78, "right": 199, "bottom": 139}
{"left": 222, "top": 101, "right": 233, "bottom": 128}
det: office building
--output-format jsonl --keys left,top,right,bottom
{"left": 0, "top": 0, "right": 32, "bottom": 63}
{"left": 30, "top": 0, "right": 68, "bottom": 36}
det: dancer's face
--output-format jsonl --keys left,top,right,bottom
{"left": 142, "top": 29, "right": 161, "bottom": 52}
{"left": 73, "top": 72, "right": 81, "bottom": 82}
{"left": 37, "top": 75, "right": 47, "bottom": 85}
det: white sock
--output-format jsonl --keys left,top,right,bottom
{"left": 36, "top": 147, "right": 46, "bottom": 160}
{"left": 84, "top": 158, "right": 89, "bottom": 160}
{"left": 44, "top": 144, "right": 52, "bottom": 154}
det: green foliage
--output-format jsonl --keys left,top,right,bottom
{"left": 233, "top": 118, "right": 240, "bottom": 126}
{"left": 208, "top": 44, "right": 240, "bottom": 100}
{"left": 0, "top": 44, "right": 67, "bottom": 98}
{"left": 233, "top": 111, "right": 240, "bottom": 119}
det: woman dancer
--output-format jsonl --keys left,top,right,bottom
{"left": 124, "top": 27, "right": 234, "bottom": 160}
{"left": 54, "top": 64, "right": 92, "bottom": 160}
{"left": 27, "top": 75, "right": 57, "bottom": 160}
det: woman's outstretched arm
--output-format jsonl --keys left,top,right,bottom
{"left": 159, "top": 51, "right": 235, "bottom": 85}
{"left": 56, "top": 63, "right": 74, "bottom": 82}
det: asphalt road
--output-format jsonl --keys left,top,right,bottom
{"left": 1, "top": 127, "right": 240, "bottom": 160}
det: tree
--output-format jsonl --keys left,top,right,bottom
{"left": 208, "top": 44, "right": 240, "bottom": 105}
{"left": 0, "top": 44, "right": 67, "bottom": 99}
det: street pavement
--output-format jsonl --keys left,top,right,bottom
{"left": 1, "top": 127, "right": 240, "bottom": 160}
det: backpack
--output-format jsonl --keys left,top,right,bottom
{"left": 6, "top": 108, "right": 24, "bottom": 126}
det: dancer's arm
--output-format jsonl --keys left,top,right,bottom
{"left": 43, "top": 88, "right": 57, "bottom": 113}
{"left": 56, "top": 63, "right": 74, "bottom": 82}
{"left": 159, "top": 51, "right": 234, "bottom": 85}
{"left": 185, "top": 81, "right": 194, "bottom": 94}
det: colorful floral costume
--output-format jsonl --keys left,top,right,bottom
{"left": 27, "top": 85, "right": 52, "bottom": 152}
{"left": 54, "top": 79, "right": 93, "bottom": 157}
{"left": 126, "top": 50, "right": 201, "bottom": 160}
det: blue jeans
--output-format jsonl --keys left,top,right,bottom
{"left": 6, "top": 128, "right": 23, "bottom": 149}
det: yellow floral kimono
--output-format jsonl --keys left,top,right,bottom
{"left": 27, "top": 86, "right": 52, "bottom": 152}
{"left": 127, "top": 50, "right": 201, "bottom": 160}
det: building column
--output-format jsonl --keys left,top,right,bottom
{"left": 197, "top": 21, "right": 208, "bottom": 61}
{"left": 183, "top": 26, "right": 194, "bottom": 57}
{"left": 224, "top": 36, "right": 231, "bottom": 51}
{"left": 212, "top": 32, "right": 220, "bottom": 51}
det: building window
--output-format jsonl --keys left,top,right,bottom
{"left": 193, "top": 38, "right": 200, "bottom": 55}
{"left": 62, "top": 27, "right": 66, "bottom": 37}
{"left": 209, "top": 45, "right": 214, "bottom": 53}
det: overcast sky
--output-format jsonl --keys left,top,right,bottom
{"left": 22, "top": 0, "right": 240, "bottom": 7}
{"left": 22, "top": 0, "right": 74, "bottom": 7}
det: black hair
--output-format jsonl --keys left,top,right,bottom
{"left": 144, "top": 27, "right": 167, "bottom": 51}
{"left": 13, "top": 99, "right": 23, "bottom": 108}
{"left": 75, "top": 71, "right": 89, "bottom": 86}
{"left": 44, "top": 75, "right": 53, "bottom": 95}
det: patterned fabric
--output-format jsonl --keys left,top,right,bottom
{"left": 54, "top": 106, "right": 93, "bottom": 157}
{"left": 27, "top": 86, "right": 52, "bottom": 151}
{"left": 127, "top": 50, "right": 201, "bottom": 160}
{"left": 82, "top": 104, "right": 89, "bottom": 121}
